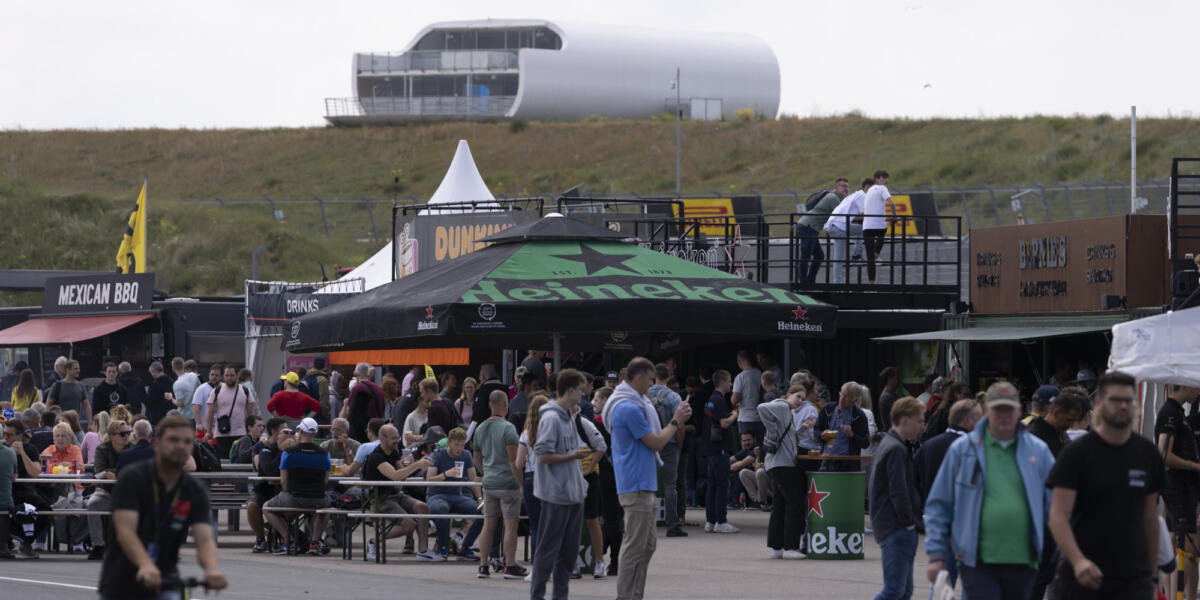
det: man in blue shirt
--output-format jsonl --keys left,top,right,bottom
{"left": 604, "top": 357, "right": 692, "bottom": 600}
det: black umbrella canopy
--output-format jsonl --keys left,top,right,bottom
{"left": 285, "top": 216, "right": 836, "bottom": 354}
{"left": 480, "top": 214, "right": 629, "bottom": 244}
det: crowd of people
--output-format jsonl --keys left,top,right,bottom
{"left": 0, "top": 350, "right": 1180, "bottom": 600}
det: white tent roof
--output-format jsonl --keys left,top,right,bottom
{"left": 1109, "top": 306, "right": 1200, "bottom": 386}
{"left": 332, "top": 140, "right": 495, "bottom": 290}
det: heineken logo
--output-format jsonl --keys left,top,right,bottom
{"left": 417, "top": 305, "right": 439, "bottom": 332}
{"left": 807, "top": 480, "right": 831, "bottom": 517}
{"left": 807, "top": 526, "right": 865, "bottom": 556}
{"left": 550, "top": 243, "right": 640, "bottom": 276}
{"left": 461, "top": 278, "right": 810, "bottom": 306}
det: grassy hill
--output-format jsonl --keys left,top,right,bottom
{"left": 1, "top": 115, "right": 1197, "bottom": 298}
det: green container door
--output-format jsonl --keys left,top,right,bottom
{"left": 806, "top": 471, "right": 866, "bottom": 560}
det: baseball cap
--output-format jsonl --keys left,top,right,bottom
{"left": 515, "top": 366, "right": 528, "bottom": 378}
{"left": 606, "top": 371, "right": 619, "bottom": 380}
{"left": 12, "top": 361, "right": 28, "bottom": 372}
{"left": 297, "top": 417, "right": 319, "bottom": 434}
{"left": 985, "top": 382, "right": 1021, "bottom": 408}
{"left": 280, "top": 372, "right": 300, "bottom": 385}
{"left": 416, "top": 425, "right": 447, "bottom": 448}
{"left": 1075, "top": 368, "right": 1097, "bottom": 382}
{"left": 1033, "top": 385, "right": 1060, "bottom": 404}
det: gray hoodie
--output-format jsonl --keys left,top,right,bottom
{"left": 533, "top": 401, "right": 587, "bottom": 505}
{"left": 757, "top": 398, "right": 798, "bottom": 471}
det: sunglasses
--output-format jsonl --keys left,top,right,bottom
{"left": 281, "top": 430, "right": 294, "bottom": 435}
{"left": 116, "top": 431, "right": 132, "bottom": 437}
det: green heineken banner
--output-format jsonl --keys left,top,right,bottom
{"left": 806, "top": 471, "right": 866, "bottom": 560}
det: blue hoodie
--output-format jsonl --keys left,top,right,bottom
{"left": 923, "top": 417, "right": 1055, "bottom": 568}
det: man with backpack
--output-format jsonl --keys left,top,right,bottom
{"left": 823, "top": 178, "right": 873, "bottom": 284}
{"left": 305, "top": 358, "right": 331, "bottom": 431}
{"left": 646, "top": 363, "right": 686, "bottom": 537}
{"left": 795, "top": 179, "right": 848, "bottom": 286}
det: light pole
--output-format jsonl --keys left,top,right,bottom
{"left": 673, "top": 67, "right": 682, "bottom": 195}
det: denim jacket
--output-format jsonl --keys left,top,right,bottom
{"left": 923, "top": 417, "right": 1055, "bottom": 568}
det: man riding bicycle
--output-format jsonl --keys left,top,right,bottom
{"left": 97, "top": 415, "right": 228, "bottom": 599}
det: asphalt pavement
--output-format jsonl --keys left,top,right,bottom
{"left": 0, "top": 507, "right": 935, "bottom": 599}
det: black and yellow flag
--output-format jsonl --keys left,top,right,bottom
{"left": 115, "top": 181, "right": 147, "bottom": 274}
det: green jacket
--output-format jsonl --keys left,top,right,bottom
{"left": 798, "top": 191, "right": 842, "bottom": 230}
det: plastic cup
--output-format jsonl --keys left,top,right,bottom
{"left": 454, "top": 460, "right": 464, "bottom": 477}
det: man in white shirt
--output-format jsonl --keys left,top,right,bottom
{"left": 823, "top": 178, "right": 872, "bottom": 284}
{"left": 861, "top": 170, "right": 897, "bottom": 284}
{"left": 191, "top": 364, "right": 222, "bottom": 433}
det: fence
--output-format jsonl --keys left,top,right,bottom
{"left": 171, "top": 178, "right": 1200, "bottom": 245}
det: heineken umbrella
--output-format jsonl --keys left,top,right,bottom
{"left": 284, "top": 216, "right": 835, "bottom": 354}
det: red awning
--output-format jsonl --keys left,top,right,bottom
{"left": 0, "top": 313, "right": 154, "bottom": 345}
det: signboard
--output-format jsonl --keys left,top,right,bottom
{"left": 672, "top": 196, "right": 764, "bottom": 237}
{"left": 969, "top": 215, "right": 1166, "bottom": 313}
{"left": 392, "top": 212, "right": 539, "bottom": 280}
{"left": 42, "top": 273, "right": 155, "bottom": 316}
{"left": 887, "top": 194, "right": 919, "bottom": 236}
{"left": 806, "top": 471, "right": 866, "bottom": 560}
{"left": 247, "top": 291, "right": 358, "bottom": 325}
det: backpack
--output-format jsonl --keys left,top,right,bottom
{"left": 804, "top": 189, "right": 830, "bottom": 212}
{"left": 646, "top": 386, "right": 674, "bottom": 429}
{"left": 193, "top": 440, "right": 223, "bottom": 472}
{"left": 305, "top": 373, "right": 329, "bottom": 419}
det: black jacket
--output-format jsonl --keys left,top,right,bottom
{"left": 813, "top": 402, "right": 870, "bottom": 455}
{"left": 913, "top": 427, "right": 968, "bottom": 502}
{"left": 117, "top": 371, "right": 148, "bottom": 416}
{"left": 869, "top": 430, "right": 923, "bottom": 543}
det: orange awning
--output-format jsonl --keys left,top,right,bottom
{"left": 328, "top": 348, "right": 470, "bottom": 366}
{"left": 0, "top": 313, "right": 154, "bottom": 345}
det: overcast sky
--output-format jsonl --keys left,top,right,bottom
{"left": 2, "top": 0, "right": 1194, "bottom": 129}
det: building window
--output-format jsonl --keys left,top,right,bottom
{"left": 415, "top": 31, "right": 444, "bottom": 51}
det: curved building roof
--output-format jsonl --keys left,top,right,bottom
{"left": 336, "top": 19, "right": 780, "bottom": 123}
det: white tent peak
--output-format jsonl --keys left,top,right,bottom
{"left": 332, "top": 140, "right": 497, "bottom": 291}
{"left": 425, "top": 140, "right": 497, "bottom": 210}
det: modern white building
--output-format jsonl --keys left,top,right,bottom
{"left": 325, "top": 19, "right": 780, "bottom": 125}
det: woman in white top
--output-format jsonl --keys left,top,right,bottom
{"left": 515, "top": 394, "right": 550, "bottom": 551}
{"left": 403, "top": 390, "right": 429, "bottom": 445}
{"left": 856, "top": 383, "right": 880, "bottom": 456}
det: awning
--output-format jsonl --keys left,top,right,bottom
{"left": 873, "top": 323, "right": 1114, "bottom": 343}
{"left": 0, "top": 313, "right": 154, "bottom": 345}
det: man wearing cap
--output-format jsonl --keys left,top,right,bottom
{"left": 1022, "top": 385, "right": 1059, "bottom": 426}
{"left": 1155, "top": 384, "right": 1200, "bottom": 600}
{"left": 268, "top": 372, "right": 323, "bottom": 430}
{"left": 924, "top": 382, "right": 1055, "bottom": 600}
{"left": 263, "top": 417, "right": 333, "bottom": 555}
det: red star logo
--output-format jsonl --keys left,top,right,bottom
{"left": 807, "top": 479, "right": 831, "bottom": 518}
{"left": 425, "top": 305, "right": 434, "bottom": 319}
{"left": 792, "top": 306, "right": 808, "bottom": 320}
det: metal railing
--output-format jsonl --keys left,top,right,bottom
{"left": 174, "top": 179, "right": 1199, "bottom": 243}
{"left": 325, "top": 96, "right": 516, "bottom": 119}
{"left": 355, "top": 50, "right": 519, "bottom": 73}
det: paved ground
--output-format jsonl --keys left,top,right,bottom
{"left": 0, "top": 507, "right": 936, "bottom": 599}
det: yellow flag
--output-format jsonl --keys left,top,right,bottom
{"left": 115, "top": 181, "right": 147, "bottom": 274}
{"left": 424, "top": 364, "right": 435, "bottom": 380}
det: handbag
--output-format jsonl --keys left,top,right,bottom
{"left": 216, "top": 385, "right": 240, "bottom": 435}
{"left": 761, "top": 409, "right": 793, "bottom": 455}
